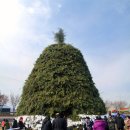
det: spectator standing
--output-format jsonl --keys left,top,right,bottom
{"left": 93, "top": 116, "right": 107, "bottom": 130}
{"left": 41, "top": 116, "right": 52, "bottom": 130}
{"left": 18, "top": 117, "right": 25, "bottom": 130}
{"left": 86, "top": 117, "right": 93, "bottom": 130}
{"left": 52, "top": 113, "right": 67, "bottom": 130}
{"left": 81, "top": 118, "right": 86, "bottom": 130}
{"left": 108, "top": 116, "right": 115, "bottom": 130}
{"left": 1, "top": 119, "right": 5, "bottom": 130}
{"left": 5, "top": 119, "right": 10, "bottom": 130}
{"left": 103, "top": 116, "right": 109, "bottom": 130}
{"left": 124, "top": 116, "right": 130, "bottom": 130}
{"left": 12, "top": 119, "right": 18, "bottom": 129}
{"left": 115, "top": 113, "right": 125, "bottom": 130}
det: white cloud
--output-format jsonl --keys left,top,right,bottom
{"left": 86, "top": 51, "right": 130, "bottom": 101}
{"left": 96, "top": 53, "right": 130, "bottom": 88}
{"left": 0, "top": 0, "right": 53, "bottom": 74}
{"left": 0, "top": 39, "right": 50, "bottom": 95}
{"left": 0, "top": 0, "right": 22, "bottom": 42}
{"left": 25, "top": 0, "right": 51, "bottom": 20}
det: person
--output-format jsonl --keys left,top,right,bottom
{"left": 52, "top": 113, "right": 67, "bottom": 130}
{"left": 124, "top": 116, "right": 130, "bottom": 130}
{"left": 81, "top": 117, "right": 86, "bottom": 130}
{"left": 41, "top": 116, "right": 52, "bottom": 130}
{"left": 18, "top": 117, "right": 25, "bottom": 130}
{"left": 115, "top": 113, "right": 125, "bottom": 130}
{"left": 93, "top": 116, "right": 107, "bottom": 130}
{"left": 86, "top": 117, "right": 93, "bottom": 130}
{"left": 12, "top": 119, "right": 18, "bottom": 129}
{"left": 107, "top": 115, "right": 116, "bottom": 130}
{"left": 1, "top": 119, "right": 5, "bottom": 130}
{"left": 103, "top": 116, "right": 109, "bottom": 130}
{"left": 5, "top": 119, "right": 10, "bottom": 130}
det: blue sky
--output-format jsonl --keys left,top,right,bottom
{"left": 0, "top": 0, "right": 130, "bottom": 103}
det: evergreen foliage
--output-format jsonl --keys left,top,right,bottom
{"left": 17, "top": 29, "right": 106, "bottom": 117}
{"left": 54, "top": 28, "right": 65, "bottom": 44}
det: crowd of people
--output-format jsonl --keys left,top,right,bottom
{"left": 81, "top": 112, "right": 130, "bottom": 130}
{"left": 1, "top": 112, "right": 130, "bottom": 130}
{"left": 40, "top": 112, "right": 130, "bottom": 130}
{"left": 1, "top": 117, "right": 25, "bottom": 130}
{"left": 41, "top": 113, "right": 67, "bottom": 130}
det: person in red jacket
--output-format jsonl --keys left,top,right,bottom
{"left": 1, "top": 119, "right": 5, "bottom": 130}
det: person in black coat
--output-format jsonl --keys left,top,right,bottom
{"left": 41, "top": 116, "right": 52, "bottom": 130}
{"left": 52, "top": 113, "right": 67, "bottom": 130}
{"left": 18, "top": 117, "right": 25, "bottom": 130}
{"left": 115, "top": 113, "right": 125, "bottom": 130}
{"left": 12, "top": 119, "right": 18, "bottom": 128}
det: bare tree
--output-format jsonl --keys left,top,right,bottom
{"left": 0, "top": 91, "right": 8, "bottom": 113}
{"left": 105, "top": 100, "right": 113, "bottom": 111}
{"left": 112, "top": 100, "right": 127, "bottom": 110}
{"left": 10, "top": 93, "right": 20, "bottom": 114}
